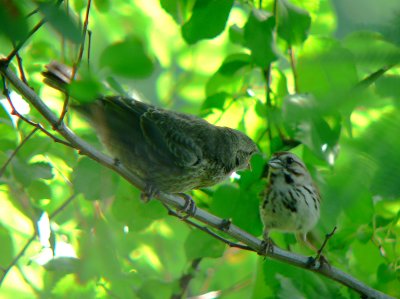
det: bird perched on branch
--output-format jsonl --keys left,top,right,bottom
{"left": 43, "top": 62, "right": 258, "bottom": 204}
{"left": 259, "top": 152, "right": 321, "bottom": 252}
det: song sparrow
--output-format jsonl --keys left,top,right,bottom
{"left": 259, "top": 152, "right": 320, "bottom": 251}
{"left": 42, "top": 62, "right": 258, "bottom": 201}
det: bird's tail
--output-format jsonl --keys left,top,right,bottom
{"left": 42, "top": 61, "right": 73, "bottom": 94}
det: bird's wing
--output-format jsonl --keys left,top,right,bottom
{"left": 140, "top": 109, "right": 203, "bottom": 167}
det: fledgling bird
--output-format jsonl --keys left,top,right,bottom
{"left": 259, "top": 152, "right": 320, "bottom": 252}
{"left": 42, "top": 62, "right": 258, "bottom": 202}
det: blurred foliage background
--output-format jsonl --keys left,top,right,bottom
{"left": 0, "top": 0, "right": 399, "bottom": 298}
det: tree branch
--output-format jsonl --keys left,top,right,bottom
{"left": 0, "top": 60, "right": 394, "bottom": 299}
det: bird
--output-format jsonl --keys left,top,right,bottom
{"left": 42, "top": 62, "right": 258, "bottom": 206}
{"left": 259, "top": 151, "right": 321, "bottom": 253}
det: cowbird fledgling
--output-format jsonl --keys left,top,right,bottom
{"left": 43, "top": 62, "right": 258, "bottom": 201}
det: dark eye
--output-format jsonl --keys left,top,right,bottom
{"left": 236, "top": 156, "right": 241, "bottom": 166}
{"left": 286, "top": 157, "right": 294, "bottom": 164}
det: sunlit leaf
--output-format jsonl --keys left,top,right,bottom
{"left": 99, "top": 36, "right": 155, "bottom": 78}
{"left": 0, "top": 225, "right": 14, "bottom": 266}
{"left": 244, "top": 9, "right": 278, "bottom": 68}
{"left": 181, "top": 0, "right": 234, "bottom": 44}
{"left": 343, "top": 31, "right": 400, "bottom": 68}
{"left": 211, "top": 185, "right": 262, "bottom": 235}
{"left": 38, "top": 2, "right": 82, "bottom": 43}
{"left": 160, "top": 0, "right": 194, "bottom": 23}
{"left": 277, "top": 0, "right": 311, "bottom": 45}
{"left": 94, "top": 0, "right": 110, "bottom": 12}
{"left": 72, "top": 158, "right": 117, "bottom": 200}
{"left": 69, "top": 76, "right": 104, "bottom": 104}
{"left": 184, "top": 229, "right": 225, "bottom": 260}
{"left": 0, "top": 1, "right": 28, "bottom": 42}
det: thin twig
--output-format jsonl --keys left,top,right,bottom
{"left": 171, "top": 258, "right": 202, "bottom": 299}
{"left": 6, "top": 0, "right": 64, "bottom": 62}
{"left": 1, "top": 76, "right": 75, "bottom": 148}
{"left": 288, "top": 46, "right": 299, "bottom": 93}
{"left": 7, "top": 20, "right": 46, "bottom": 62}
{"left": 313, "top": 226, "right": 337, "bottom": 263}
{"left": 58, "top": 0, "right": 92, "bottom": 123}
{"left": 0, "top": 194, "right": 77, "bottom": 286}
{"left": 164, "top": 204, "right": 253, "bottom": 251}
{"left": 0, "top": 61, "right": 395, "bottom": 299}
{"left": 0, "top": 235, "right": 36, "bottom": 286}
{"left": 0, "top": 127, "right": 38, "bottom": 178}
{"left": 15, "top": 53, "right": 28, "bottom": 84}
{"left": 262, "top": 67, "right": 273, "bottom": 143}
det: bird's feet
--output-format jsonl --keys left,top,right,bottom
{"left": 218, "top": 218, "right": 232, "bottom": 231}
{"left": 306, "top": 226, "right": 337, "bottom": 269}
{"left": 259, "top": 238, "right": 275, "bottom": 256}
{"left": 176, "top": 193, "right": 197, "bottom": 218}
{"left": 306, "top": 254, "right": 330, "bottom": 269}
{"left": 141, "top": 184, "right": 159, "bottom": 203}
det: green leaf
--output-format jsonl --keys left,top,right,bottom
{"left": 112, "top": 181, "right": 166, "bottom": 231}
{"left": 30, "top": 162, "right": 54, "bottom": 180}
{"left": 181, "top": 0, "right": 234, "bottom": 44}
{"left": 38, "top": 2, "right": 82, "bottom": 44}
{"left": 377, "top": 263, "right": 397, "bottom": 283}
{"left": 94, "top": 0, "right": 110, "bottom": 13}
{"left": 12, "top": 160, "right": 53, "bottom": 186}
{"left": 297, "top": 37, "right": 358, "bottom": 102}
{"left": 69, "top": 76, "right": 104, "bottom": 104}
{"left": 138, "top": 279, "right": 173, "bottom": 299}
{"left": 244, "top": 9, "right": 278, "bottom": 68}
{"left": 44, "top": 257, "right": 80, "bottom": 273}
{"left": 72, "top": 158, "right": 117, "bottom": 200}
{"left": 0, "top": 1, "right": 28, "bottom": 42}
{"left": 211, "top": 185, "right": 262, "bottom": 235}
{"left": 200, "top": 92, "right": 229, "bottom": 116}
{"left": 99, "top": 36, "right": 155, "bottom": 78}
{"left": 357, "top": 112, "right": 400, "bottom": 198}
{"left": 218, "top": 53, "right": 251, "bottom": 75}
{"left": 184, "top": 229, "right": 225, "bottom": 260}
{"left": 160, "top": 0, "right": 194, "bottom": 23}
{"left": 375, "top": 75, "right": 400, "bottom": 100}
{"left": 229, "top": 24, "right": 245, "bottom": 45}
{"left": 277, "top": 0, "right": 311, "bottom": 46}
{"left": 343, "top": 31, "right": 400, "bottom": 68}
{"left": 0, "top": 225, "right": 14, "bottom": 267}
{"left": 205, "top": 54, "right": 250, "bottom": 96}
{"left": 28, "top": 180, "right": 52, "bottom": 204}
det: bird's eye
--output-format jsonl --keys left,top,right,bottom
{"left": 236, "top": 156, "right": 241, "bottom": 166}
{"left": 286, "top": 157, "right": 294, "bottom": 164}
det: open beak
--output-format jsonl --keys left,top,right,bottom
{"left": 268, "top": 158, "right": 283, "bottom": 171}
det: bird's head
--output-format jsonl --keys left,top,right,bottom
{"left": 268, "top": 152, "right": 311, "bottom": 184}
{"left": 233, "top": 132, "right": 258, "bottom": 171}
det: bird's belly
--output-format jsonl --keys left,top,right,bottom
{"left": 261, "top": 193, "right": 320, "bottom": 233}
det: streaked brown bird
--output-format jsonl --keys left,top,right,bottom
{"left": 259, "top": 152, "right": 321, "bottom": 251}
{"left": 43, "top": 62, "right": 258, "bottom": 201}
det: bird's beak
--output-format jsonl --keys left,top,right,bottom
{"left": 247, "top": 161, "right": 252, "bottom": 171}
{"left": 268, "top": 158, "right": 283, "bottom": 171}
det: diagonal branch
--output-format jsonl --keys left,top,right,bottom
{"left": 0, "top": 60, "right": 394, "bottom": 299}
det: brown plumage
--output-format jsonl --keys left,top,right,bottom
{"left": 43, "top": 62, "right": 258, "bottom": 197}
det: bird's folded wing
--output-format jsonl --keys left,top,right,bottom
{"left": 140, "top": 109, "right": 203, "bottom": 167}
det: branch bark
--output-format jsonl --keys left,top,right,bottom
{"left": 0, "top": 60, "right": 394, "bottom": 299}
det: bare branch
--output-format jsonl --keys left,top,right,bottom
{"left": 0, "top": 61, "right": 395, "bottom": 299}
